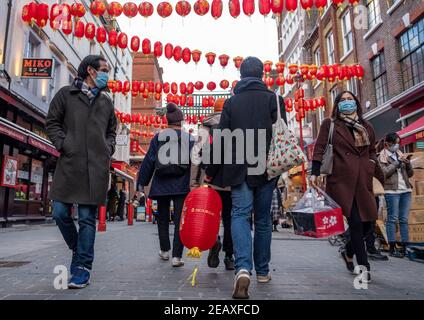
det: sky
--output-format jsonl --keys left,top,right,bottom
{"left": 116, "top": 0, "right": 279, "bottom": 89}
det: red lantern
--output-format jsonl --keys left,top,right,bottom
{"left": 147, "top": 81, "right": 155, "bottom": 93}
{"left": 285, "top": 98, "right": 293, "bottom": 111}
{"left": 353, "top": 64, "right": 364, "bottom": 80}
{"left": 187, "top": 96, "right": 194, "bottom": 107}
{"left": 211, "top": 0, "right": 223, "bottom": 19}
{"left": 153, "top": 41, "right": 163, "bottom": 58}
{"left": 208, "top": 96, "right": 215, "bottom": 107}
{"left": 243, "top": 0, "right": 255, "bottom": 16}
{"left": 276, "top": 62, "right": 285, "bottom": 75}
{"left": 107, "top": 2, "right": 123, "bottom": 19}
{"left": 265, "top": 77, "right": 274, "bottom": 89}
{"left": 165, "top": 43, "right": 174, "bottom": 59}
{"left": 130, "top": 36, "right": 140, "bottom": 52}
{"left": 332, "top": 0, "right": 344, "bottom": 6}
{"left": 180, "top": 188, "right": 222, "bottom": 253}
{"left": 132, "top": 81, "right": 140, "bottom": 94}
{"left": 289, "top": 64, "right": 298, "bottom": 75}
{"left": 108, "top": 80, "right": 116, "bottom": 92}
{"left": 115, "top": 80, "right": 122, "bottom": 93}
{"left": 62, "top": 19, "right": 73, "bottom": 36}
{"left": 171, "top": 82, "right": 178, "bottom": 95}
{"left": 173, "top": 46, "right": 183, "bottom": 63}
{"left": 316, "top": 66, "right": 327, "bottom": 81}
{"left": 180, "top": 83, "right": 187, "bottom": 95}
{"left": 138, "top": 81, "right": 146, "bottom": 94}
{"left": 315, "top": 0, "right": 328, "bottom": 12}
{"left": 309, "top": 64, "right": 318, "bottom": 77}
{"left": 85, "top": 22, "right": 96, "bottom": 41}
{"left": 96, "top": 26, "right": 107, "bottom": 43}
{"left": 219, "top": 54, "right": 230, "bottom": 69}
{"left": 180, "top": 95, "right": 187, "bottom": 106}
{"left": 348, "top": 0, "right": 359, "bottom": 5}
{"left": 167, "top": 93, "right": 174, "bottom": 103}
{"left": 300, "top": 64, "right": 309, "bottom": 75}
{"left": 22, "top": 4, "right": 32, "bottom": 24}
{"left": 192, "top": 50, "right": 202, "bottom": 64}
{"left": 123, "top": 81, "right": 131, "bottom": 95}
{"left": 286, "top": 0, "right": 298, "bottom": 12}
{"left": 259, "top": 0, "right": 271, "bottom": 17}
{"left": 123, "top": 2, "right": 138, "bottom": 18}
{"left": 202, "top": 97, "right": 209, "bottom": 108}
{"left": 205, "top": 52, "right": 216, "bottom": 67}
{"left": 300, "top": 0, "right": 314, "bottom": 11}
{"left": 139, "top": 2, "right": 154, "bottom": 18}
{"left": 195, "top": 81, "right": 204, "bottom": 90}
{"left": 232, "top": 80, "right": 239, "bottom": 88}
{"left": 142, "top": 90, "right": 149, "bottom": 100}
{"left": 220, "top": 80, "right": 230, "bottom": 90}
{"left": 90, "top": 0, "right": 106, "bottom": 17}
{"left": 194, "top": 0, "right": 210, "bottom": 16}
{"left": 157, "top": 2, "right": 173, "bottom": 18}
{"left": 229, "top": 0, "right": 241, "bottom": 18}
{"left": 233, "top": 56, "right": 244, "bottom": 70}
{"left": 176, "top": 1, "right": 192, "bottom": 18}
{"left": 207, "top": 82, "right": 217, "bottom": 91}
{"left": 263, "top": 60, "right": 273, "bottom": 75}
{"left": 271, "top": 0, "right": 284, "bottom": 14}
{"left": 182, "top": 48, "right": 192, "bottom": 64}
{"left": 117, "top": 33, "right": 128, "bottom": 50}
{"left": 142, "top": 38, "right": 151, "bottom": 55}
{"left": 155, "top": 82, "right": 163, "bottom": 94}
{"left": 187, "top": 82, "right": 195, "bottom": 95}
{"left": 163, "top": 82, "right": 170, "bottom": 94}
{"left": 109, "top": 29, "right": 118, "bottom": 47}
{"left": 74, "top": 20, "right": 85, "bottom": 39}
{"left": 71, "top": 3, "right": 86, "bottom": 20}
{"left": 286, "top": 75, "right": 294, "bottom": 85}
{"left": 276, "top": 75, "right": 285, "bottom": 88}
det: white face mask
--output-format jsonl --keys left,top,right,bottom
{"left": 389, "top": 144, "right": 400, "bottom": 153}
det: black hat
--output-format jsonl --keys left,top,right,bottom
{"left": 166, "top": 103, "right": 184, "bottom": 125}
{"left": 240, "top": 56, "right": 264, "bottom": 79}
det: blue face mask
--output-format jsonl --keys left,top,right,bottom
{"left": 94, "top": 71, "right": 109, "bottom": 89}
{"left": 338, "top": 100, "right": 357, "bottom": 114}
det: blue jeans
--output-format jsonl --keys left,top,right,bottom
{"left": 52, "top": 201, "right": 97, "bottom": 270}
{"left": 231, "top": 179, "right": 276, "bottom": 276}
{"left": 385, "top": 192, "right": 411, "bottom": 243}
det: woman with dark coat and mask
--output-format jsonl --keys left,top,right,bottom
{"left": 379, "top": 133, "right": 414, "bottom": 258}
{"left": 310, "top": 91, "right": 378, "bottom": 282}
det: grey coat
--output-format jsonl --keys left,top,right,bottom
{"left": 378, "top": 149, "right": 414, "bottom": 191}
{"left": 46, "top": 85, "right": 117, "bottom": 205}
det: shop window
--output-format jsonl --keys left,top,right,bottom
{"left": 22, "top": 32, "right": 40, "bottom": 95}
{"left": 15, "top": 154, "right": 30, "bottom": 200}
{"left": 29, "top": 159, "right": 43, "bottom": 201}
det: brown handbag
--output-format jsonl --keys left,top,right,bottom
{"left": 320, "top": 120, "right": 335, "bottom": 176}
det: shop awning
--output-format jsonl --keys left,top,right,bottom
{"left": 398, "top": 117, "right": 424, "bottom": 146}
{"left": 113, "top": 168, "right": 135, "bottom": 181}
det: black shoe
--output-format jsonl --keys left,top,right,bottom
{"left": 368, "top": 250, "right": 389, "bottom": 261}
{"left": 207, "top": 240, "right": 222, "bottom": 268}
{"left": 224, "top": 256, "right": 235, "bottom": 271}
{"left": 341, "top": 250, "right": 355, "bottom": 273}
{"left": 389, "top": 243, "right": 404, "bottom": 258}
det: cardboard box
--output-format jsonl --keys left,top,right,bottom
{"left": 411, "top": 195, "right": 424, "bottom": 210}
{"left": 412, "top": 168, "right": 424, "bottom": 181}
{"left": 409, "top": 210, "right": 424, "bottom": 224}
{"left": 396, "top": 223, "right": 424, "bottom": 243}
{"left": 416, "top": 181, "right": 424, "bottom": 195}
{"left": 409, "top": 152, "right": 424, "bottom": 169}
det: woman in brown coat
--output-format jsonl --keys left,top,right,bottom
{"left": 311, "top": 91, "right": 377, "bottom": 282}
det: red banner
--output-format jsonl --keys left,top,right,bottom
{"left": 28, "top": 137, "right": 60, "bottom": 157}
{"left": 0, "top": 122, "right": 27, "bottom": 142}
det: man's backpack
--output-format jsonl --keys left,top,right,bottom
{"left": 155, "top": 131, "right": 190, "bottom": 177}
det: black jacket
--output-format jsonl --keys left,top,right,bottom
{"left": 206, "top": 78, "right": 287, "bottom": 188}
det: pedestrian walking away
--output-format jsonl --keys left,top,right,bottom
{"left": 46, "top": 55, "right": 117, "bottom": 289}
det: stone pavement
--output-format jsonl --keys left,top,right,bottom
{"left": 0, "top": 221, "right": 423, "bottom": 300}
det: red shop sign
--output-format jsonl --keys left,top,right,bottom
{"left": 0, "top": 122, "right": 27, "bottom": 142}
{"left": 1, "top": 155, "right": 19, "bottom": 188}
{"left": 28, "top": 137, "right": 60, "bottom": 157}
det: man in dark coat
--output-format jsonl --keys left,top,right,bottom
{"left": 46, "top": 55, "right": 117, "bottom": 289}
{"left": 206, "top": 57, "right": 287, "bottom": 299}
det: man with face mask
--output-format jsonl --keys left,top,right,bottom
{"left": 46, "top": 55, "right": 117, "bottom": 288}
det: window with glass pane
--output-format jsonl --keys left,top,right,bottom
{"left": 372, "top": 53, "right": 389, "bottom": 107}
{"left": 367, "top": 0, "right": 381, "bottom": 29}
{"left": 347, "top": 78, "right": 358, "bottom": 96}
{"left": 330, "top": 87, "right": 338, "bottom": 107}
{"left": 399, "top": 18, "right": 424, "bottom": 90}
{"left": 22, "top": 33, "right": 40, "bottom": 94}
{"left": 314, "top": 48, "right": 321, "bottom": 66}
{"left": 342, "top": 11, "right": 353, "bottom": 55}
{"left": 326, "top": 32, "right": 335, "bottom": 64}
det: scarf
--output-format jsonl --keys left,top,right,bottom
{"left": 73, "top": 77, "right": 99, "bottom": 103}
{"left": 338, "top": 113, "right": 370, "bottom": 147}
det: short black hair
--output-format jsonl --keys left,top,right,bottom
{"left": 385, "top": 132, "right": 400, "bottom": 144}
{"left": 77, "top": 55, "right": 107, "bottom": 79}
{"left": 331, "top": 90, "right": 363, "bottom": 121}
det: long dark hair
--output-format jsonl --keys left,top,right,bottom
{"left": 331, "top": 90, "right": 364, "bottom": 121}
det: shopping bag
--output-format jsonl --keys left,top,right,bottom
{"left": 266, "top": 93, "right": 307, "bottom": 179}
{"left": 291, "top": 187, "right": 345, "bottom": 238}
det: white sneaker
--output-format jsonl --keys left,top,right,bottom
{"left": 172, "top": 257, "right": 184, "bottom": 267}
{"left": 232, "top": 269, "right": 251, "bottom": 299}
{"left": 159, "top": 250, "right": 170, "bottom": 261}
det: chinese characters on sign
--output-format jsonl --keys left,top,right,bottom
{"left": 21, "top": 58, "right": 53, "bottom": 78}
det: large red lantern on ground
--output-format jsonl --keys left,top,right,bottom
{"left": 205, "top": 52, "right": 216, "bottom": 67}
{"left": 207, "top": 81, "right": 217, "bottom": 91}
{"left": 286, "top": 0, "right": 298, "bottom": 12}
{"left": 90, "top": 0, "right": 106, "bottom": 17}
{"left": 173, "top": 46, "right": 183, "bottom": 62}
{"left": 220, "top": 80, "right": 230, "bottom": 90}
{"left": 96, "top": 27, "right": 107, "bottom": 43}
{"left": 211, "top": 0, "right": 223, "bottom": 19}
{"left": 85, "top": 22, "right": 96, "bottom": 41}
{"left": 71, "top": 3, "right": 86, "bottom": 20}
{"left": 74, "top": 20, "right": 85, "bottom": 39}
{"left": 259, "top": 0, "right": 271, "bottom": 17}
{"left": 123, "top": 2, "right": 138, "bottom": 18}
{"left": 154, "top": 41, "right": 163, "bottom": 57}
{"left": 182, "top": 48, "right": 192, "bottom": 64}
{"left": 176, "top": 1, "right": 192, "bottom": 18}
{"left": 271, "top": 0, "right": 284, "bottom": 14}
{"left": 191, "top": 50, "right": 202, "bottom": 65}
{"left": 180, "top": 188, "right": 222, "bottom": 253}
{"left": 142, "top": 38, "right": 151, "bottom": 55}
{"left": 139, "top": 2, "right": 154, "bottom": 18}
{"left": 118, "top": 33, "right": 128, "bottom": 50}
{"left": 233, "top": 56, "right": 244, "bottom": 70}
{"left": 109, "top": 29, "right": 118, "bottom": 47}
{"left": 229, "top": 0, "right": 241, "bottom": 18}
{"left": 219, "top": 54, "right": 230, "bottom": 69}
{"left": 131, "top": 36, "right": 140, "bottom": 52}
{"left": 242, "top": 0, "right": 255, "bottom": 17}
{"left": 300, "top": 0, "right": 314, "bottom": 11}
{"left": 107, "top": 2, "right": 123, "bottom": 19}
{"left": 165, "top": 43, "right": 174, "bottom": 59}
{"left": 157, "top": 2, "right": 173, "bottom": 18}
{"left": 195, "top": 81, "right": 204, "bottom": 90}
{"left": 194, "top": 0, "right": 210, "bottom": 16}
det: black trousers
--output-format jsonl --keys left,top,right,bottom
{"left": 156, "top": 195, "right": 186, "bottom": 258}
{"left": 346, "top": 200, "right": 372, "bottom": 269}
{"left": 218, "top": 191, "right": 233, "bottom": 257}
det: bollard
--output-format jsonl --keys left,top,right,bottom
{"left": 98, "top": 205, "right": 107, "bottom": 232}
{"left": 127, "top": 203, "right": 134, "bottom": 226}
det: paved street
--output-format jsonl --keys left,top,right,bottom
{"left": 0, "top": 221, "right": 423, "bottom": 300}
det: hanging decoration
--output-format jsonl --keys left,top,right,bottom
{"left": 194, "top": 0, "right": 210, "bottom": 16}
{"left": 211, "top": 0, "right": 223, "bottom": 19}
{"left": 228, "top": 0, "right": 241, "bottom": 18}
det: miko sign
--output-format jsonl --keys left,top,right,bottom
{"left": 21, "top": 58, "right": 53, "bottom": 78}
